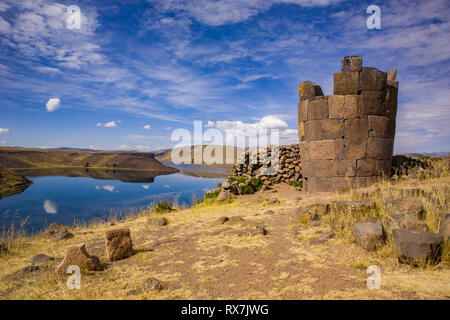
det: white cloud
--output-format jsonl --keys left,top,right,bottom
{"left": 1, "top": 140, "right": 6, "bottom": 144}
{"left": 144, "top": 124, "right": 151, "bottom": 130}
{"left": 98, "top": 121, "right": 118, "bottom": 128}
{"left": 0, "top": 128, "right": 9, "bottom": 133}
{"left": 103, "top": 185, "right": 115, "bottom": 192}
{"left": 118, "top": 144, "right": 131, "bottom": 149}
{"left": 43, "top": 200, "right": 58, "bottom": 214}
{"left": 165, "top": 127, "right": 172, "bottom": 130}
{"left": 45, "top": 98, "right": 60, "bottom": 112}
{"left": 142, "top": 184, "right": 150, "bottom": 189}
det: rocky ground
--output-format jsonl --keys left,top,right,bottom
{"left": 0, "top": 172, "right": 449, "bottom": 300}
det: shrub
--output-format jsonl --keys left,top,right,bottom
{"left": 288, "top": 180, "right": 303, "bottom": 188}
{"left": 153, "top": 200, "right": 174, "bottom": 213}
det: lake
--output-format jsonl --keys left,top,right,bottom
{"left": 0, "top": 168, "right": 225, "bottom": 233}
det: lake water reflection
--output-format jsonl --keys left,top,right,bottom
{"left": 0, "top": 169, "right": 224, "bottom": 232}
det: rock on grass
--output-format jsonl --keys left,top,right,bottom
{"left": 56, "top": 243, "right": 101, "bottom": 274}
{"left": 392, "top": 229, "right": 443, "bottom": 265}
{"left": 105, "top": 228, "right": 134, "bottom": 262}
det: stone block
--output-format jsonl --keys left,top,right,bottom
{"left": 307, "top": 97, "right": 329, "bottom": 120}
{"left": 387, "top": 69, "right": 397, "bottom": 81}
{"left": 335, "top": 139, "right": 367, "bottom": 160}
{"left": 375, "top": 159, "right": 392, "bottom": 176}
{"left": 333, "top": 72, "right": 359, "bottom": 95}
{"left": 359, "top": 67, "right": 387, "bottom": 91}
{"left": 306, "top": 160, "right": 334, "bottom": 178}
{"left": 341, "top": 56, "right": 362, "bottom": 72}
{"left": 392, "top": 229, "right": 442, "bottom": 265}
{"left": 105, "top": 228, "right": 134, "bottom": 262}
{"left": 367, "top": 137, "right": 393, "bottom": 159}
{"left": 331, "top": 176, "right": 353, "bottom": 191}
{"left": 368, "top": 115, "right": 393, "bottom": 138}
{"left": 298, "top": 121, "right": 305, "bottom": 142}
{"left": 299, "top": 142, "right": 310, "bottom": 160}
{"left": 386, "top": 82, "right": 398, "bottom": 120}
{"left": 304, "top": 120, "right": 321, "bottom": 141}
{"left": 332, "top": 159, "right": 356, "bottom": 177}
{"left": 298, "top": 100, "right": 308, "bottom": 121}
{"left": 328, "top": 95, "right": 344, "bottom": 119}
{"left": 305, "top": 177, "right": 333, "bottom": 192}
{"left": 343, "top": 95, "right": 359, "bottom": 119}
{"left": 299, "top": 81, "right": 323, "bottom": 101}
{"left": 354, "top": 222, "right": 384, "bottom": 251}
{"left": 356, "top": 159, "right": 377, "bottom": 176}
{"left": 320, "top": 119, "right": 344, "bottom": 140}
{"left": 57, "top": 243, "right": 101, "bottom": 274}
{"left": 360, "top": 91, "right": 386, "bottom": 116}
{"left": 345, "top": 118, "right": 369, "bottom": 139}
{"left": 310, "top": 140, "right": 335, "bottom": 160}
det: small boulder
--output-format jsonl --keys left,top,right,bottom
{"left": 29, "top": 254, "right": 54, "bottom": 266}
{"left": 216, "top": 216, "right": 230, "bottom": 224}
{"left": 105, "top": 228, "right": 134, "bottom": 262}
{"left": 401, "top": 216, "right": 428, "bottom": 232}
{"left": 142, "top": 277, "right": 166, "bottom": 291}
{"left": 331, "top": 200, "right": 376, "bottom": 212}
{"left": 263, "top": 209, "right": 275, "bottom": 215}
{"left": 439, "top": 213, "right": 449, "bottom": 240}
{"left": 298, "top": 81, "right": 324, "bottom": 100}
{"left": 307, "top": 203, "right": 330, "bottom": 215}
{"left": 267, "top": 197, "right": 279, "bottom": 205}
{"left": 216, "top": 189, "right": 232, "bottom": 201}
{"left": 354, "top": 222, "right": 384, "bottom": 251}
{"left": 56, "top": 243, "right": 101, "bottom": 274}
{"left": 392, "top": 229, "right": 442, "bottom": 265}
{"left": 227, "top": 216, "right": 245, "bottom": 225}
{"left": 148, "top": 217, "right": 168, "bottom": 226}
{"left": 386, "top": 197, "right": 425, "bottom": 219}
{"left": 44, "top": 222, "right": 74, "bottom": 241}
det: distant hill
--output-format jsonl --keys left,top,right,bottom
{"left": 0, "top": 167, "right": 32, "bottom": 199}
{"left": 155, "top": 145, "right": 250, "bottom": 165}
{"left": 396, "top": 152, "right": 449, "bottom": 159}
{"left": 0, "top": 147, "right": 178, "bottom": 173}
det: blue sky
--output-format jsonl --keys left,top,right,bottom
{"left": 0, "top": 0, "right": 448, "bottom": 153}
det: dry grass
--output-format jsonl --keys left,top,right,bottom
{"left": 0, "top": 163, "right": 449, "bottom": 300}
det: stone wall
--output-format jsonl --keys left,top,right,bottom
{"left": 231, "top": 145, "right": 301, "bottom": 187}
{"left": 298, "top": 56, "right": 399, "bottom": 192}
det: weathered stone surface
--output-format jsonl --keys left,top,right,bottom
{"left": 359, "top": 91, "right": 386, "bottom": 116}
{"left": 401, "top": 216, "right": 428, "bottom": 232}
{"left": 329, "top": 95, "right": 345, "bottom": 119}
{"left": 298, "top": 121, "right": 305, "bottom": 141}
{"left": 307, "top": 203, "right": 330, "bottom": 215}
{"left": 105, "top": 228, "right": 134, "bottom": 262}
{"left": 332, "top": 159, "right": 356, "bottom": 177}
{"left": 375, "top": 159, "right": 392, "bottom": 176}
{"left": 392, "top": 229, "right": 442, "bottom": 265}
{"left": 359, "top": 67, "right": 387, "bottom": 91}
{"left": 298, "top": 100, "right": 308, "bottom": 121}
{"left": 333, "top": 72, "right": 359, "bottom": 95}
{"left": 44, "top": 223, "right": 74, "bottom": 241}
{"left": 142, "top": 277, "right": 166, "bottom": 291}
{"left": 307, "top": 97, "right": 329, "bottom": 120}
{"left": 310, "top": 140, "right": 335, "bottom": 160}
{"left": 306, "top": 120, "right": 344, "bottom": 141}
{"left": 30, "top": 254, "right": 54, "bottom": 266}
{"left": 304, "top": 160, "right": 333, "bottom": 177}
{"left": 299, "top": 142, "right": 310, "bottom": 160}
{"left": 386, "top": 197, "right": 425, "bottom": 219}
{"left": 356, "top": 159, "right": 376, "bottom": 176}
{"left": 345, "top": 118, "right": 369, "bottom": 139}
{"left": 343, "top": 95, "right": 359, "bottom": 119}
{"left": 298, "top": 81, "right": 324, "bottom": 100}
{"left": 217, "top": 189, "right": 232, "bottom": 201}
{"left": 367, "top": 137, "right": 393, "bottom": 160}
{"left": 386, "top": 82, "right": 398, "bottom": 120}
{"left": 335, "top": 139, "right": 367, "bottom": 160}
{"left": 331, "top": 199, "right": 376, "bottom": 212}
{"left": 148, "top": 217, "right": 168, "bottom": 226}
{"left": 439, "top": 213, "right": 449, "bottom": 240}
{"left": 354, "top": 222, "right": 384, "bottom": 251}
{"left": 56, "top": 243, "right": 101, "bottom": 274}
{"left": 387, "top": 69, "right": 397, "bottom": 81}
{"left": 368, "top": 115, "right": 393, "bottom": 138}
{"left": 341, "top": 56, "right": 362, "bottom": 72}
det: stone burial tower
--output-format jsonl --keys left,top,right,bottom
{"left": 298, "top": 56, "right": 399, "bottom": 192}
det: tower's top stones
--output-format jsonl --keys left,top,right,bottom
{"left": 341, "top": 56, "right": 362, "bottom": 72}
